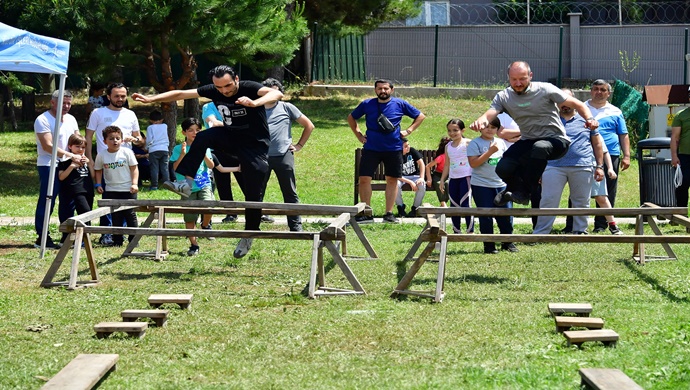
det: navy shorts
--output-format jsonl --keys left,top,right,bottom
{"left": 359, "top": 149, "right": 403, "bottom": 178}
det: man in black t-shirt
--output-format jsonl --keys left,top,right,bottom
{"left": 395, "top": 138, "right": 426, "bottom": 218}
{"left": 132, "top": 65, "right": 283, "bottom": 258}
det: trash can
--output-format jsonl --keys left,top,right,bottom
{"left": 637, "top": 137, "right": 676, "bottom": 207}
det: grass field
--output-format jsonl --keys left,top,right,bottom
{"left": 0, "top": 94, "right": 688, "bottom": 389}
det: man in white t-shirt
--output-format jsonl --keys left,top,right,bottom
{"left": 34, "top": 90, "right": 81, "bottom": 249}
{"left": 86, "top": 83, "right": 141, "bottom": 160}
{"left": 85, "top": 83, "right": 141, "bottom": 245}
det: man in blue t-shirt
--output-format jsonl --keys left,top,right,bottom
{"left": 347, "top": 79, "right": 426, "bottom": 223}
{"left": 132, "top": 65, "right": 284, "bottom": 259}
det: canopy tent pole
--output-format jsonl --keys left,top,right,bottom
{"left": 39, "top": 74, "right": 67, "bottom": 259}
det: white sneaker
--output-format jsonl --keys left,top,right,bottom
{"left": 233, "top": 238, "right": 253, "bottom": 258}
{"left": 162, "top": 180, "right": 191, "bottom": 198}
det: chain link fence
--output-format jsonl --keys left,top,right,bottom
{"left": 390, "top": 1, "right": 690, "bottom": 26}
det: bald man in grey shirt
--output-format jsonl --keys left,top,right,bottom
{"left": 471, "top": 61, "right": 599, "bottom": 206}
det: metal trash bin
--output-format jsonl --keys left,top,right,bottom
{"left": 637, "top": 137, "right": 676, "bottom": 207}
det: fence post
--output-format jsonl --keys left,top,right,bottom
{"left": 433, "top": 25, "right": 439, "bottom": 87}
{"left": 685, "top": 28, "right": 688, "bottom": 85}
{"left": 558, "top": 26, "right": 563, "bottom": 87}
{"left": 311, "top": 22, "right": 318, "bottom": 83}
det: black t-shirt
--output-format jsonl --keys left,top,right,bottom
{"left": 197, "top": 80, "right": 270, "bottom": 148}
{"left": 58, "top": 159, "right": 93, "bottom": 196}
{"left": 401, "top": 147, "right": 423, "bottom": 176}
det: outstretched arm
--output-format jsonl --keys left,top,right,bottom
{"left": 470, "top": 109, "right": 500, "bottom": 131}
{"left": 132, "top": 89, "right": 200, "bottom": 104}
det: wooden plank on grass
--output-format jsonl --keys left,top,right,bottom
{"left": 579, "top": 368, "right": 643, "bottom": 390}
{"left": 41, "top": 353, "right": 118, "bottom": 390}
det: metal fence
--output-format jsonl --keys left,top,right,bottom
{"left": 362, "top": 22, "right": 690, "bottom": 87}
{"left": 394, "top": 1, "right": 690, "bottom": 26}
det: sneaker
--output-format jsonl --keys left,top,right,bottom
{"left": 382, "top": 212, "right": 399, "bottom": 223}
{"left": 162, "top": 180, "right": 191, "bottom": 198}
{"left": 34, "top": 237, "right": 60, "bottom": 250}
{"left": 260, "top": 215, "right": 275, "bottom": 223}
{"left": 397, "top": 204, "right": 407, "bottom": 218}
{"left": 233, "top": 238, "right": 253, "bottom": 258}
{"left": 149, "top": 186, "right": 158, "bottom": 191}
{"left": 290, "top": 224, "right": 304, "bottom": 232}
{"left": 407, "top": 206, "right": 418, "bottom": 218}
{"left": 98, "top": 234, "right": 115, "bottom": 247}
{"left": 483, "top": 243, "right": 499, "bottom": 254}
{"left": 187, "top": 245, "right": 200, "bottom": 256}
{"left": 573, "top": 230, "right": 588, "bottom": 235}
{"left": 355, "top": 214, "right": 374, "bottom": 224}
{"left": 501, "top": 243, "right": 519, "bottom": 252}
{"left": 608, "top": 224, "right": 623, "bottom": 235}
{"left": 201, "top": 224, "right": 215, "bottom": 240}
{"left": 494, "top": 190, "right": 509, "bottom": 207}
{"left": 222, "top": 215, "right": 238, "bottom": 223}
{"left": 506, "top": 191, "right": 530, "bottom": 205}
{"left": 592, "top": 227, "right": 606, "bottom": 233}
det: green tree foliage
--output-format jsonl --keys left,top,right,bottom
{"left": 3, "top": 0, "right": 308, "bottom": 143}
{"left": 303, "top": 0, "right": 422, "bottom": 35}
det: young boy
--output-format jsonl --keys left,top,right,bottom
{"left": 145, "top": 110, "right": 170, "bottom": 190}
{"left": 167, "top": 118, "right": 216, "bottom": 256}
{"left": 94, "top": 126, "right": 139, "bottom": 246}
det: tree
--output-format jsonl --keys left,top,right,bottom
{"left": 0, "top": 72, "right": 34, "bottom": 131}
{"left": 10, "top": 0, "right": 309, "bottom": 149}
{"left": 303, "top": 0, "right": 421, "bottom": 35}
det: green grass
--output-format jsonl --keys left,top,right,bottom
{"left": 0, "top": 95, "right": 688, "bottom": 389}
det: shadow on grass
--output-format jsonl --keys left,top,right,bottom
{"left": 111, "top": 268, "right": 236, "bottom": 281}
{"left": 621, "top": 260, "right": 690, "bottom": 304}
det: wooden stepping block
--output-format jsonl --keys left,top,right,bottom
{"left": 121, "top": 309, "right": 170, "bottom": 327}
{"left": 41, "top": 353, "right": 118, "bottom": 390}
{"left": 579, "top": 368, "right": 643, "bottom": 390}
{"left": 548, "top": 302, "right": 592, "bottom": 317}
{"left": 94, "top": 322, "right": 147, "bottom": 339}
{"left": 554, "top": 316, "right": 604, "bottom": 333}
{"left": 148, "top": 294, "right": 193, "bottom": 309}
{"left": 563, "top": 329, "right": 619, "bottom": 347}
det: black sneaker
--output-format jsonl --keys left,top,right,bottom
{"left": 494, "top": 190, "right": 509, "bottom": 206}
{"left": 506, "top": 191, "right": 530, "bottom": 205}
{"left": 608, "top": 224, "right": 623, "bottom": 235}
{"left": 483, "top": 243, "right": 499, "bottom": 254}
{"left": 382, "top": 212, "right": 399, "bottom": 223}
{"left": 222, "top": 215, "right": 237, "bottom": 223}
{"left": 501, "top": 243, "right": 519, "bottom": 252}
{"left": 201, "top": 224, "right": 215, "bottom": 240}
{"left": 407, "top": 206, "right": 418, "bottom": 218}
{"left": 397, "top": 204, "right": 407, "bottom": 218}
{"left": 261, "top": 215, "right": 275, "bottom": 223}
{"left": 187, "top": 245, "right": 200, "bottom": 256}
{"left": 34, "top": 237, "right": 60, "bottom": 250}
{"left": 355, "top": 214, "right": 374, "bottom": 224}
{"left": 592, "top": 227, "right": 606, "bottom": 233}
{"left": 98, "top": 234, "right": 115, "bottom": 246}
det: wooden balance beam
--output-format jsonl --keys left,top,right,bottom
{"left": 392, "top": 204, "right": 689, "bottom": 303}
{"left": 41, "top": 201, "right": 377, "bottom": 298}
{"left": 40, "top": 354, "right": 118, "bottom": 390}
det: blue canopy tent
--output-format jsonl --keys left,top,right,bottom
{"left": 0, "top": 22, "right": 70, "bottom": 258}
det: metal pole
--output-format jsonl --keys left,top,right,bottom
{"left": 618, "top": 0, "right": 623, "bottom": 26}
{"left": 683, "top": 28, "right": 690, "bottom": 85}
{"left": 310, "top": 22, "right": 318, "bottom": 83}
{"left": 527, "top": 0, "right": 530, "bottom": 25}
{"left": 40, "top": 73, "right": 67, "bottom": 259}
{"left": 433, "top": 25, "right": 439, "bottom": 87}
{"left": 558, "top": 26, "right": 563, "bottom": 88}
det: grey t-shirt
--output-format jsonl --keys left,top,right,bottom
{"left": 265, "top": 101, "right": 303, "bottom": 156}
{"left": 490, "top": 81, "right": 569, "bottom": 140}
{"left": 467, "top": 137, "right": 508, "bottom": 188}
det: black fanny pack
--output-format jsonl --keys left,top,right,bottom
{"left": 377, "top": 113, "right": 395, "bottom": 133}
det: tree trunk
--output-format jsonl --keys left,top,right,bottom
{"left": 22, "top": 93, "right": 35, "bottom": 122}
{"left": 8, "top": 88, "right": 17, "bottom": 131}
{"left": 183, "top": 70, "right": 200, "bottom": 119}
{"left": 161, "top": 101, "right": 178, "bottom": 153}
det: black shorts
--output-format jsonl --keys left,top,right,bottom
{"left": 359, "top": 149, "right": 403, "bottom": 178}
